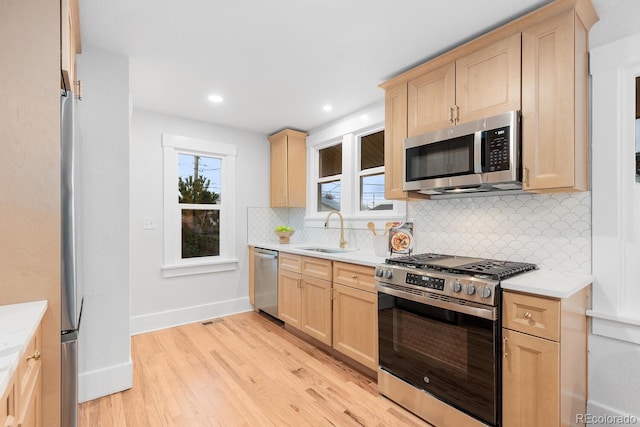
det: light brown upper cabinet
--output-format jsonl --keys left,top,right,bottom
{"left": 61, "top": 0, "right": 81, "bottom": 92}
{"left": 408, "top": 34, "right": 521, "bottom": 137}
{"left": 381, "top": 0, "right": 598, "bottom": 199}
{"left": 521, "top": 9, "right": 594, "bottom": 192}
{"left": 268, "top": 129, "right": 307, "bottom": 208}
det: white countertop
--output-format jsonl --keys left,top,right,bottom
{"left": 249, "top": 241, "right": 387, "bottom": 267}
{"left": 501, "top": 269, "right": 593, "bottom": 299}
{"left": 0, "top": 300, "right": 47, "bottom": 396}
{"left": 250, "top": 242, "right": 593, "bottom": 299}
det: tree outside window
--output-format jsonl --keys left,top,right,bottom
{"left": 178, "top": 154, "right": 221, "bottom": 258}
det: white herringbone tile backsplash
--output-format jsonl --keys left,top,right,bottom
{"left": 248, "top": 191, "right": 592, "bottom": 274}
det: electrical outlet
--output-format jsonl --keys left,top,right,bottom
{"left": 142, "top": 217, "right": 157, "bottom": 230}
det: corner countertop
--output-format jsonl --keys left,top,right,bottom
{"left": 248, "top": 241, "right": 387, "bottom": 267}
{"left": 500, "top": 269, "right": 593, "bottom": 299}
{"left": 0, "top": 300, "right": 48, "bottom": 396}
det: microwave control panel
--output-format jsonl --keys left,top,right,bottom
{"left": 483, "top": 126, "right": 510, "bottom": 172}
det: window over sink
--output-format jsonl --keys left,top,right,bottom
{"left": 162, "top": 134, "right": 238, "bottom": 277}
{"left": 306, "top": 103, "right": 405, "bottom": 228}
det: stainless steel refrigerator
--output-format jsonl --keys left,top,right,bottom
{"left": 61, "top": 89, "right": 83, "bottom": 427}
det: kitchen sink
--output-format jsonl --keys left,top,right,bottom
{"left": 298, "top": 246, "right": 356, "bottom": 254}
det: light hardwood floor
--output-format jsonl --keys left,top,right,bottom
{"left": 79, "top": 311, "right": 432, "bottom": 426}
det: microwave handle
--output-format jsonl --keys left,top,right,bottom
{"left": 474, "top": 130, "right": 483, "bottom": 174}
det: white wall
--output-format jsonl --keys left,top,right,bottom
{"left": 75, "top": 46, "right": 132, "bottom": 402}
{"left": 588, "top": 1, "right": 640, "bottom": 418}
{"left": 129, "top": 110, "right": 269, "bottom": 334}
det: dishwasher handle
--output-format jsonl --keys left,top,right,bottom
{"left": 254, "top": 248, "right": 278, "bottom": 260}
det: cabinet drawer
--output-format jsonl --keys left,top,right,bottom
{"left": 503, "top": 291, "right": 560, "bottom": 341}
{"left": 301, "top": 256, "right": 332, "bottom": 281}
{"left": 333, "top": 262, "right": 376, "bottom": 293}
{"left": 279, "top": 252, "right": 302, "bottom": 273}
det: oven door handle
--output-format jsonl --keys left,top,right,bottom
{"left": 377, "top": 284, "right": 497, "bottom": 321}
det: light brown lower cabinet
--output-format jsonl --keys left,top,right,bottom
{"left": 1, "top": 377, "right": 16, "bottom": 427}
{"left": 278, "top": 255, "right": 333, "bottom": 346}
{"left": 278, "top": 255, "right": 378, "bottom": 372}
{"left": 1, "top": 323, "right": 42, "bottom": 427}
{"left": 332, "top": 283, "right": 378, "bottom": 371}
{"left": 300, "top": 276, "right": 332, "bottom": 346}
{"left": 502, "top": 288, "right": 588, "bottom": 427}
{"left": 502, "top": 328, "right": 559, "bottom": 426}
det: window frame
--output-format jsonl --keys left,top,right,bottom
{"left": 162, "top": 134, "right": 237, "bottom": 277}
{"left": 305, "top": 103, "right": 406, "bottom": 229}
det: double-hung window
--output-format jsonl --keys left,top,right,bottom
{"left": 162, "top": 134, "right": 237, "bottom": 276}
{"left": 306, "top": 103, "right": 405, "bottom": 228}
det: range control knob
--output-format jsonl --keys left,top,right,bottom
{"left": 384, "top": 269, "right": 393, "bottom": 280}
{"left": 480, "top": 286, "right": 492, "bottom": 299}
{"left": 452, "top": 280, "right": 462, "bottom": 293}
{"left": 375, "top": 267, "right": 384, "bottom": 277}
{"left": 465, "top": 284, "right": 476, "bottom": 295}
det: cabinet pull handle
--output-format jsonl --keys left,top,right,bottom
{"left": 523, "top": 311, "right": 533, "bottom": 320}
{"left": 351, "top": 274, "right": 358, "bottom": 279}
{"left": 455, "top": 105, "right": 460, "bottom": 123}
{"left": 523, "top": 167, "right": 530, "bottom": 186}
{"left": 26, "top": 350, "right": 41, "bottom": 362}
{"left": 502, "top": 337, "right": 508, "bottom": 358}
{"left": 449, "top": 106, "right": 455, "bottom": 123}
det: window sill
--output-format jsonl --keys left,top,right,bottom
{"left": 587, "top": 310, "right": 640, "bottom": 345}
{"left": 161, "top": 258, "right": 239, "bottom": 278}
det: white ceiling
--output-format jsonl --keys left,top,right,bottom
{"left": 79, "top": 0, "right": 556, "bottom": 135}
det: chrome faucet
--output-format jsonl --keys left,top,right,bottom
{"left": 324, "top": 210, "right": 347, "bottom": 248}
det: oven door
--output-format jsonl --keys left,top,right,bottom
{"left": 378, "top": 286, "right": 500, "bottom": 426}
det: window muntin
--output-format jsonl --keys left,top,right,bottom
{"left": 360, "top": 173, "right": 391, "bottom": 211}
{"left": 178, "top": 154, "right": 222, "bottom": 259}
{"left": 319, "top": 144, "right": 342, "bottom": 178}
{"left": 318, "top": 179, "right": 341, "bottom": 211}
{"left": 359, "top": 130, "right": 391, "bottom": 211}
{"left": 317, "top": 143, "right": 342, "bottom": 213}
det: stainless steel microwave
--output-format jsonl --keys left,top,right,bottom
{"left": 403, "top": 110, "right": 521, "bottom": 196}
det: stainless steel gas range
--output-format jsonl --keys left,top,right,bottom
{"left": 375, "top": 253, "right": 537, "bottom": 427}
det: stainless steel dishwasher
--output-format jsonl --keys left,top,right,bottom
{"left": 254, "top": 248, "right": 279, "bottom": 318}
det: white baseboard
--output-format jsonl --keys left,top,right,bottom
{"left": 129, "top": 297, "right": 253, "bottom": 336}
{"left": 585, "top": 400, "right": 640, "bottom": 426}
{"left": 79, "top": 359, "right": 133, "bottom": 403}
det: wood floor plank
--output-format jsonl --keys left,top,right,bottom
{"left": 79, "top": 311, "right": 432, "bottom": 426}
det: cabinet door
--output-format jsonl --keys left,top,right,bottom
{"left": 407, "top": 62, "right": 456, "bottom": 136}
{"left": 502, "top": 328, "right": 559, "bottom": 427}
{"left": 384, "top": 83, "right": 408, "bottom": 200}
{"left": 278, "top": 269, "right": 302, "bottom": 329}
{"left": 300, "top": 276, "right": 332, "bottom": 346}
{"left": 521, "top": 10, "right": 588, "bottom": 191}
{"left": 1, "top": 377, "right": 16, "bottom": 427}
{"left": 456, "top": 32, "right": 521, "bottom": 124}
{"left": 332, "top": 284, "right": 378, "bottom": 371}
{"left": 286, "top": 132, "right": 307, "bottom": 207}
{"left": 270, "top": 133, "right": 288, "bottom": 207}
{"left": 17, "top": 374, "right": 41, "bottom": 427}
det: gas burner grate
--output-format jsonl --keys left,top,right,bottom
{"left": 447, "top": 261, "right": 537, "bottom": 280}
{"left": 385, "top": 253, "right": 537, "bottom": 280}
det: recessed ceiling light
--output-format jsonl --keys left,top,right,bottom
{"left": 208, "top": 94, "right": 224, "bottom": 103}
{"left": 323, "top": 105, "right": 333, "bottom": 112}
